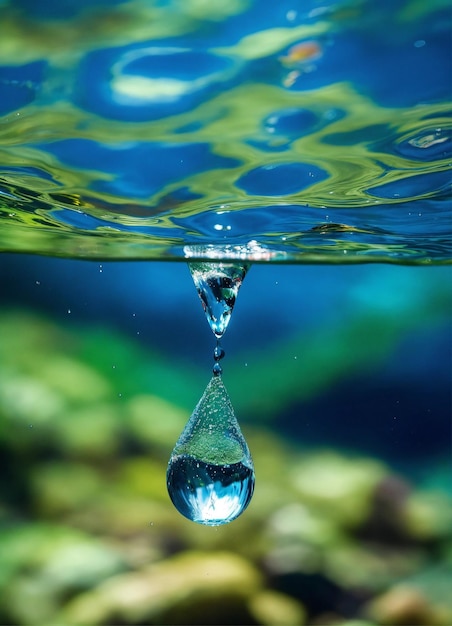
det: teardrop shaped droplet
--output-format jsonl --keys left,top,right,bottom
{"left": 188, "top": 262, "right": 250, "bottom": 338}
{"left": 167, "top": 375, "right": 254, "bottom": 525}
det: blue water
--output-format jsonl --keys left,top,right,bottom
{"left": 167, "top": 455, "right": 255, "bottom": 525}
{"left": 0, "top": 0, "right": 450, "bottom": 263}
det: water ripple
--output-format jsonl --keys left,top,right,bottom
{"left": 0, "top": 0, "right": 450, "bottom": 263}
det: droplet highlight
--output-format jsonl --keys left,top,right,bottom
{"left": 188, "top": 262, "right": 250, "bottom": 338}
{"left": 167, "top": 375, "right": 254, "bottom": 525}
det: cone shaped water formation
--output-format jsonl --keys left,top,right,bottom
{"left": 188, "top": 262, "right": 250, "bottom": 338}
{"left": 166, "top": 375, "right": 255, "bottom": 525}
{"left": 167, "top": 262, "right": 254, "bottom": 525}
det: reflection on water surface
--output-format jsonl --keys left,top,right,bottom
{"left": 0, "top": 0, "right": 450, "bottom": 262}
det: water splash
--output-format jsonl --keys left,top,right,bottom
{"left": 188, "top": 262, "right": 250, "bottom": 338}
{"left": 166, "top": 375, "right": 255, "bottom": 525}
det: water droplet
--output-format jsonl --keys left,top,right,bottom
{"left": 212, "top": 362, "right": 222, "bottom": 376}
{"left": 213, "top": 344, "right": 225, "bottom": 361}
{"left": 167, "top": 376, "right": 254, "bottom": 525}
{"left": 188, "top": 262, "right": 250, "bottom": 338}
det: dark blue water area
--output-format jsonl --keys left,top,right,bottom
{"left": 38, "top": 139, "right": 240, "bottom": 199}
{"left": 286, "top": 8, "right": 452, "bottom": 108}
{"left": 289, "top": 321, "right": 451, "bottom": 469}
{"left": 236, "top": 163, "right": 328, "bottom": 196}
{"left": 0, "top": 254, "right": 450, "bottom": 476}
{"left": 247, "top": 108, "right": 346, "bottom": 153}
{"left": 380, "top": 127, "right": 452, "bottom": 163}
{"left": 0, "top": 61, "right": 46, "bottom": 116}
{"left": 74, "top": 43, "right": 239, "bottom": 122}
{"left": 367, "top": 169, "right": 451, "bottom": 200}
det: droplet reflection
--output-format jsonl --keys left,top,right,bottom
{"left": 167, "top": 376, "right": 254, "bottom": 525}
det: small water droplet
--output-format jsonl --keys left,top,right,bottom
{"left": 167, "top": 376, "right": 254, "bottom": 525}
{"left": 213, "top": 344, "right": 225, "bottom": 361}
{"left": 188, "top": 262, "right": 250, "bottom": 338}
{"left": 212, "top": 362, "right": 223, "bottom": 376}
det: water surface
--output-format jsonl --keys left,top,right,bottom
{"left": 0, "top": 0, "right": 450, "bottom": 263}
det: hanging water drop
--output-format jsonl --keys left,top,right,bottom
{"left": 213, "top": 340, "right": 225, "bottom": 376}
{"left": 166, "top": 261, "right": 254, "bottom": 524}
{"left": 212, "top": 362, "right": 222, "bottom": 377}
{"left": 167, "top": 375, "right": 255, "bottom": 525}
{"left": 188, "top": 262, "right": 250, "bottom": 337}
{"left": 213, "top": 343, "right": 225, "bottom": 362}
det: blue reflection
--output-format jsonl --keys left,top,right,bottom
{"left": 40, "top": 139, "right": 241, "bottom": 198}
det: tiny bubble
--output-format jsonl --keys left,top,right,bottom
{"left": 35, "top": 280, "right": 41, "bottom": 286}
{"left": 67, "top": 309, "right": 71, "bottom": 314}
{"left": 29, "top": 424, "right": 33, "bottom": 428}
{"left": 244, "top": 362, "right": 248, "bottom": 367}
{"left": 112, "top": 365, "right": 116, "bottom": 369}
{"left": 149, "top": 521, "right": 154, "bottom": 526}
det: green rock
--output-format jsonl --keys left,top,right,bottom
{"left": 403, "top": 491, "right": 452, "bottom": 542}
{"left": 0, "top": 523, "right": 126, "bottom": 625}
{"left": 365, "top": 584, "right": 448, "bottom": 626}
{"left": 61, "top": 551, "right": 262, "bottom": 625}
{"left": 248, "top": 589, "right": 307, "bottom": 625}
{"left": 291, "top": 452, "right": 387, "bottom": 528}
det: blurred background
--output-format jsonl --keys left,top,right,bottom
{"left": 0, "top": 256, "right": 451, "bottom": 625}
{"left": 1, "top": 0, "right": 451, "bottom": 622}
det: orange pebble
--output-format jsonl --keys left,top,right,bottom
{"left": 281, "top": 40, "right": 322, "bottom": 65}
